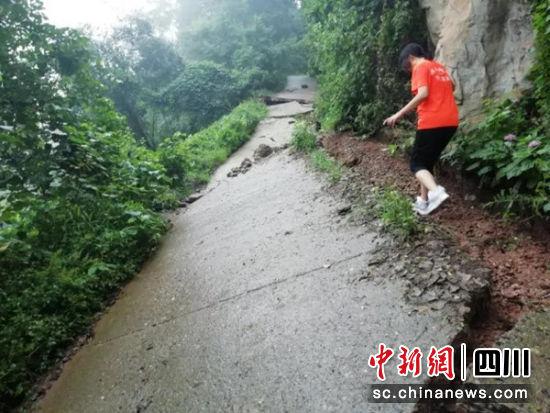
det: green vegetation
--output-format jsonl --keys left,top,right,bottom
{"left": 310, "top": 150, "right": 343, "bottom": 183}
{"left": 158, "top": 101, "right": 267, "bottom": 191}
{"left": 96, "top": 18, "right": 185, "bottom": 148}
{"left": 443, "top": 98, "right": 549, "bottom": 215}
{"left": 0, "top": 1, "right": 268, "bottom": 408}
{"left": 375, "top": 188, "right": 420, "bottom": 238}
{"left": 99, "top": 0, "right": 305, "bottom": 147}
{"left": 302, "top": 0, "right": 427, "bottom": 135}
{"left": 443, "top": 0, "right": 549, "bottom": 217}
{"left": 532, "top": 0, "right": 550, "bottom": 136}
{"left": 302, "top": 0, "right": 549, "bottom": 218}
{"left": 0, "top": 3, "right": 167, "bottom": 405}
{"left": 290, "top": 121, "right": 342, "bottom": 183}
{"left": 177, "top": 0, "right": 306, "bottom": 92}
{"left": 387, "top": 144, "right": 400, "bottom": 157}
{"left": 386, "top": 133, "right": 415, "bottom": 158}
{"left": 290, "top": 120, "right": 318, "bottom": 152}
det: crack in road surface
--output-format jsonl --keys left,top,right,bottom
{"left": 92, "top": 252, "right": 365, "bottom": 348}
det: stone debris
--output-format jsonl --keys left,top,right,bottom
{"left": 181, "top": 192, "right": 204, "bottom": 208}
{"left": 418, "top": 260, "right": 434, "bottom": 272}
{"left": 364, "top": 237, "right": 490, "bottom": 327}
{"left": 323, "top": 168, "right": 492, "bottom": 329}
{"left": 254, "top": 144, "right": 274, "bottom": 160}
{"left": 227, "top": 158, "right": 253, "bottom": 178}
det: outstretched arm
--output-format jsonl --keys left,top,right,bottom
{"left": 383, "top": 86, "right": 429, "bottom": 128}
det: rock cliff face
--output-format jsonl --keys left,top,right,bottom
{"left": 419, "top": 0, "right": 535, "bottom": 118}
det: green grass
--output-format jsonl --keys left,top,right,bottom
{"left": 375, "top": 187, "right": 420, "bottom": 239}
{"left": 290, "top": 120, "right": 317, "bottom": 152}
{"left": 387, "top": 144, "right": 399, "bottom": 157}
{"left": 386, "top": 132, "right": 415, "bottom": 158}
{"left": 290, "top": 121, "right": 342, "bottom": 184}
{"left": 310, "top": 149, "right": 343, "bottom": 183}
{"left": 159, "top": 100, "right": 268, "bottom": 192}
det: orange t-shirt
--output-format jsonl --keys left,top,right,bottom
{"left": 411, "top": 60, "right": 459, "bottom": 130}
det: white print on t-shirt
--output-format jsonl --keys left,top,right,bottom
{"left": 429, "top": 66, "right": 451, "bottom": 83}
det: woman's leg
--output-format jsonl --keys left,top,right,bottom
{"left": 411, "top": 134, "right": 430, "bottom": 203}
{"left": 416, "top": 169, "right": 438, "bottom": 195}
{"left": 414, "top": 127, "right": 457, "bottom": 198}
{"left": 411, "top": 127, "right": 457, "bottom": 214}
{"left": 420, "top": 182, "right": 429, "bottom": 201}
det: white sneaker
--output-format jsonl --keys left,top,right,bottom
{"left": 412, "top": 196, "right": 429, "bottom": 215}
{"left": 425, "top": 186, "right": 450, "bottom": 215}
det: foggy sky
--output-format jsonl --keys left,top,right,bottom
{"left": 42, "top": 0, "right": 158, "bottom": 30}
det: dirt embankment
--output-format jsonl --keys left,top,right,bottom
{"left": 322, "top": 133, "right": 550, "bottom": 346}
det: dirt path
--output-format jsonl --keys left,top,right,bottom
{"left": 36, "top": 77, "right": 485, "bottom": 413}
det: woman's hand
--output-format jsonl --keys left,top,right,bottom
{"left": 383, "top": 113, "right": 401, "bottom": 128}
{"left": 384, "top": 86, "right": 429, "bottom": 128}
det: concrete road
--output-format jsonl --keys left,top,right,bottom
{"left": 36, "top": 76, "right": 465, "bottom": 413}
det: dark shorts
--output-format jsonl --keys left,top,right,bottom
{"left": 410, "top": 126, "right": 457, "bottom": 174}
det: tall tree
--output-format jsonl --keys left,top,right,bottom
{"left": 96, "top": 18, "right": 184, "bottom": 147}
{"left": 176, "top": 0, "right": 306, "bottom": 90}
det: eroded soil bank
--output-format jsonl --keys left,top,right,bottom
{"left": 322, "top": 133, "right": 550, "bottom": 346}
{"left": 322, "top": 133, "right": 549, "bottom": 412}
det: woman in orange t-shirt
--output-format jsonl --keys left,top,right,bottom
{"left": 383, "top": 43, "right": 459, "bottom": 215}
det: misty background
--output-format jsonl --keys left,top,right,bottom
{"left": 43, "top": 0, "right": 306, "bottom": 147}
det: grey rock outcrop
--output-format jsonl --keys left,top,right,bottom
{"left": 420, "top": 0, "right": 535, "bottom": 118}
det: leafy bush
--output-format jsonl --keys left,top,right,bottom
{"left": 0, "top": 196, "right": 166, "bottom": 404}
{"left": 302, "top": 0, "right": 428, "bottom": 135}
{"left": 96, "top": 1, "right": 306, "bottom": 147}
{"left": 0, "top": 4, "right": 175, "bottom": 404}
{"left": 443, "top": 97, "right": 549, "bottom": 215}
{"left": 290, "top": 121, "right": 318, "bottom": 152}
{"left": 375, "top": 187, "right": 419, "bottom": 238}
{"left": 531, "top": 0, "right": 550, "bottom": 135}
{"left": 442, "top": 1, "right": 550, "bottom": 217}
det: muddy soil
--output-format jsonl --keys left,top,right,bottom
{"left": 323, "top": 133, "right": 550, "bottom": 346}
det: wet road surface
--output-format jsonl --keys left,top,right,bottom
{"left": 37, "top": 76, "right": 465, "bottom": 413}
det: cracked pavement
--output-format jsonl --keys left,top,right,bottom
{"left": 36, "top": 76, "right": 482, "bottom": 413}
